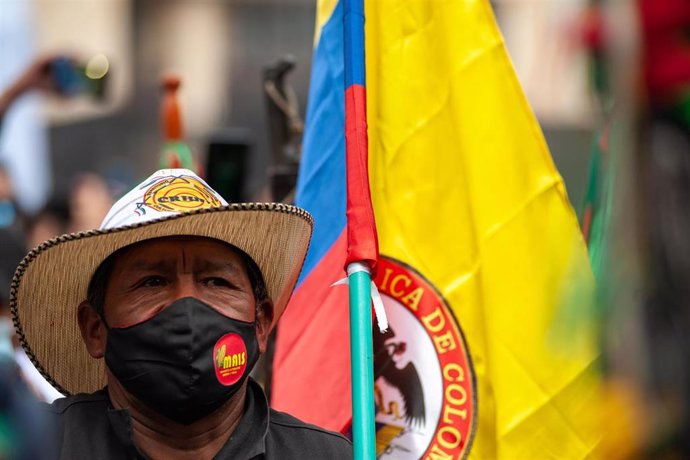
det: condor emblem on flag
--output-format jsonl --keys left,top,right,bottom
{"left": 372, "top": 258, "right": 476, "bottom": 458}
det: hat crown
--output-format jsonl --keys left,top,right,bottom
{"left": 100, "top": 169, "right": 228, "bottom": 230}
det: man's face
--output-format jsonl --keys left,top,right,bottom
{"left": 102, "top": 237, "right": 258, "bottom": 328}
{"left": 78, "top": 236, "right": 273, "bottom": 367}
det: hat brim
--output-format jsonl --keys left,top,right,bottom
{"left": 10, "top": 203, "right": 312, "bottom": 396}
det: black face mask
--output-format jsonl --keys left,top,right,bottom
{"left": 104, "top": 297, "right": 260, "bottom": 425}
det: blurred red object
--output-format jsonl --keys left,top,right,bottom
{"left": 638, "top": 0, "right": 690, "bottom": 104}
{"left": 580, "top": 7, "right": 605, "bottom": 51}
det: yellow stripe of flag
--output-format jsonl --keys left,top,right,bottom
{"left": 366, "top": 0, "right": 601, "bottom": 457}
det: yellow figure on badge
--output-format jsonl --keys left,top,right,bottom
{"left": 216, "top": 344, "right": 226, "bottom": 369}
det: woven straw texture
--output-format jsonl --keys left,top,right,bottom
{"left": 10, "top": 203, "right": 312, "bottom": 396}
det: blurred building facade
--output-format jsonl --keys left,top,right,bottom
{"left": 29, "top": 0, "right": 314, "bottom": 203}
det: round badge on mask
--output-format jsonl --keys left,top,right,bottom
{"left": 213, "top": 333, "right": 248, "bottom": 386}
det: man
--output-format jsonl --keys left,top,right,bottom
{"left": 10, "top": 169, "right": 352, "bottom": 459}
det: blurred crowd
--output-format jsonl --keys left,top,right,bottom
{"left": 0, "top": 56, "right": 114, "bottom": 459}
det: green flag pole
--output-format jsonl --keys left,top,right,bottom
{"left": 347, "top": 262, "right": 376, "bottom": 460}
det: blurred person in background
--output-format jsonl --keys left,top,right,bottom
{"left": 0, "top": 52, "right": 119, "bottom": 460}
{"left": 1, "top": 54, "right": 67, "bottom": 249}
{"left": 0, "top": 213, "right": 62, "bottom": 404}
{"left": 0, "top": 55, "right": 58, "bottom": 125}
{"left": 26, "top": 198, "right": 70, "bottom": 250}
{"left": 0, "top": 55, "right": 77, "bottom": 402}
{"left": 0, "top": 55, "right": 55, "bottom": 220}
{"left": 26, "top": 172, "right": 113, "bottom": 250}
{"left": 0, "top": 353, "right": 55, "bottom": 460}
{"left": 68, "top": 172, "right": 113, "bottom": 233}
{"left": 0, "top": 166, "right": 56, "bottom": 460}
{"left": 1, "top": 54, "right": 113, "bottom": 242}
{"left": 0, "top": 211, "right": 26, "bottom": 365}
{"left": 0, "top": 0, "right": 52, "bottom": 215}
{"left": 0, "top": 166, "right": 24, "bottom": 245}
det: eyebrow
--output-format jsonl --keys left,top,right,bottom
{"left": 125, "top": 259, "right": 176, "bottom": 273}
{"left": 193, "top": 259, "right": 245, "bottom": 277}
{"left": 121, "top": 254, "right": 246, "bottom": 278}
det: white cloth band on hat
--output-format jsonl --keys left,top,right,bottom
{"left": 100, "top": 169, "right": 228, "bottom": 229}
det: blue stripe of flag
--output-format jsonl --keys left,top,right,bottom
{"left": 343, "top": 0, "right": 365, "bottom": 87}
{"left": 295, "top": 0, "right": 347, "bottom": 286}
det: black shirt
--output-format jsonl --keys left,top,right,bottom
{"left": 42, "top": 379, "right": 352, "bottom": 459}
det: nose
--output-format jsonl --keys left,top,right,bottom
{"left": 171, "top": 274, "right": 201, "bottom": 302}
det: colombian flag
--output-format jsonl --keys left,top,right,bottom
{"left": 273, "top": 0, "right": 601, "bottom": 458}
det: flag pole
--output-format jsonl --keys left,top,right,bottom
{"left": 343, "top": 0, "right": 377, "bottom": 458}
{"left": 347, "top": 262, "right": 376, "bottom": 460}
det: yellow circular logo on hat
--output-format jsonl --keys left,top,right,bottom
{"left": 143, "top": 175, "right": 222, "bottom": 213}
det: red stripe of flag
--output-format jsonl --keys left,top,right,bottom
{"left": 344, "top": 84, "right": 379, "bottom": 274}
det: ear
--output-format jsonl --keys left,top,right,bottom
{"left": 255, "top": 299, "right": 274, "bottom": 354}
{"left": 77, "top": 301, "right": 107, "bottom": 359}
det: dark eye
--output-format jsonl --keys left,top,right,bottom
{"left": 205, "top": 277, "right": 233, "bottom": 288}
{"left": 138, "top": 276, "right": 167, "bottom": 288}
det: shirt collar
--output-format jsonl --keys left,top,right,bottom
{"left": 105, "top": 378, "right": 270, "bottom": 459}
{"left": 215, "top": 378, "right": 269, "bottom": 459}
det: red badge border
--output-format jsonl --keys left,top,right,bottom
{"left": 213, "top": 332, "right": 248, "bottom": 387}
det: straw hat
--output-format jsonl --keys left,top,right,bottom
{"left": 10, "top": 169, "right": 312, "bottom": 396}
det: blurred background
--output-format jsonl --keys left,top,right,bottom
{"left": 2, "top": 0, "right": 317, "bottom": 211}
{"left": 1, "top": 0, "right": 689, "bottom": 458}
{"left": 0, "top": 0, "right": 598, "bottom": 223}
{"left": 1, "top": 0, "right": 601, "bottom": 213}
